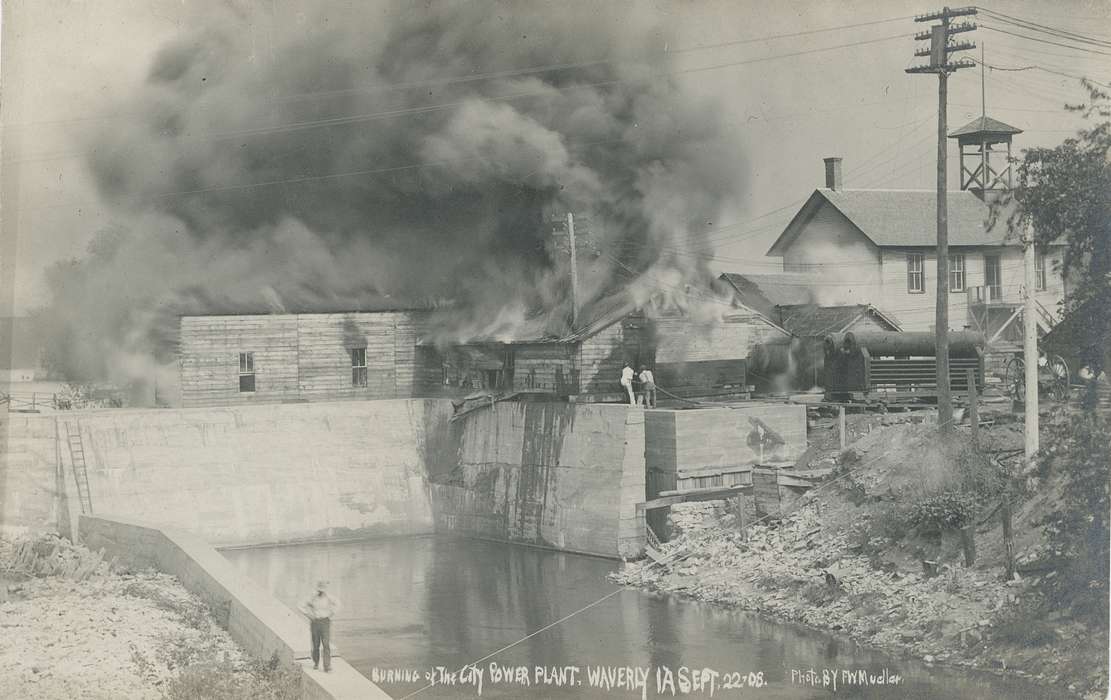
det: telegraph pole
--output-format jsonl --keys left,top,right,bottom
{"left": 566, "top": 212, "right": 579, "bottom": 328}
{"left": 1023, "top": 230, "right": 1039, "bottom": 458}
{"left": 907, "top": 6, "right": 977, "bottom": 433}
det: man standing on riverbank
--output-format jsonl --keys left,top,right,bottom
{"left": 299, "top": 580, "right": 340, "bottom": 672}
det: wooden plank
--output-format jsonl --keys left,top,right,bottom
{"left": 646, "top": 483, "right": 753, "bottom": 509}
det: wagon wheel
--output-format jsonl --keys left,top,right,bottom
{"left": 1004, "top": 356, "right": 1025, "bottom": 401}
{"left": 1046, "top": 354, "right": 1070, "bottom": 403}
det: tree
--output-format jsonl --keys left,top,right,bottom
{"left": 1005, "top": 80, "right": 1111, "bottom": 388}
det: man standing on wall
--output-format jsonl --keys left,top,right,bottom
{"left": 638, "top": 365, "right": 656, "bottom": 408}
{"left": 620, "top": 362, "right": 636, "bottom": 405}
{"left": 299, "top": 580, "right": 340, "bottom": 672}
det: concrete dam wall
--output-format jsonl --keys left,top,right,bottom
{"left": 2, "top": 399, "right": 646, "bottom": 557}
{"left": 2, "top": 400, "right": 453, "bottom": 546}
{"left": 429, "top": 402, "right": 646, "bottom": 558}
{"left": 4, "top": 399, "right": 806, "bottom": 558}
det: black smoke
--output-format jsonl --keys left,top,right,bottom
{"left": 39, "top": 1, "right": 744, "bottom": 398}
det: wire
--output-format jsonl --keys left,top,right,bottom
{"left": 971, "top": 56, "right": 1111, "bottom": 89}
{"left": 979, "top": 23, "right": 1111, "bottom": 57}
{"left": 208, "top": 32, "right": 913, "bottom": 142}
{"left": 3, "top": 15, "right": 917, "bottom": 131}
{"left": 976, "top": 8, "right": 1111, "bottom": 48}
{"left": 398, "top": 393, "right": 964, "bottom": 699}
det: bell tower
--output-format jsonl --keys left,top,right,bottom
{"left": 948, "top": 115, "right": 1022, "bottom": 196}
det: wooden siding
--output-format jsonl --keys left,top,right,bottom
{"left": 180, "top": 312, "right": 433, "bottom": 407}
{"left": 179, "top": 315, "right": 299, "bottom": 407}
{"left": 655, "top": 312, "right": 786, "bottom": 364}
{"left": 578, "top": 316, "right": 651, "bottom": 394}
{"left": 878, "top": 247, "right": 1065, "bottom": 332}
{"left": 780, "top": 200, "right": 882, "bottom": 305}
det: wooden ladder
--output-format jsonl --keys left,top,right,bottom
{"left": 64, "top": 422, "right": 93, "bottom": 515}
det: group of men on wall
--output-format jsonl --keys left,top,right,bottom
{"left": 620, "top": 362, "right": 656, "bottom": 407}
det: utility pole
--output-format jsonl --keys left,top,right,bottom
{"left": 1023, "top": 231, "right": 1039, "bottom": 458}
{"left": 907, "top": 6, "right": 977, "bottom": 433}
{"left": 566, "top": 212, "right": 579, "bottom": 328}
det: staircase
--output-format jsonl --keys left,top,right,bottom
{"left": 64, "top": 422, "right": 93, "bottom": 515}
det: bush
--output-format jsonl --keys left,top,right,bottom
{"left": 1035, "top": 410, "right": 1111, "bottom": 622}
{"left": 992, "top": 599, "right": 1058, "bottom": 647}
{"left": 906, "top": 491, "right": 979, "bottom": 531}
{"left": 164, "top": 653, "right": 301, "bottom": 700}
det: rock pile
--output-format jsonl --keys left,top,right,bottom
{"left": 0, "top": 533, "right": 287, "bottom": 699}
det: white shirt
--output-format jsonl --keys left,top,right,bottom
{"left": 639, "top": 370, "right": 655, "bottom": 387}
{"left": 300, "top": 591, "right": 341, "bottom": 620}
{"left": 620, "top": 366, "right": 634, "bottom": 385}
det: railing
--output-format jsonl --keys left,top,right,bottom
{"left": 967, "top": 284, "right": 1016, "bottom": 306}
{"left": 0, "top": 392, "right": 51, "bottom": 412}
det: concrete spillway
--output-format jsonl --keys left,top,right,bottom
{"left": 2, "top": 399, "right": 805, "bottom": 558}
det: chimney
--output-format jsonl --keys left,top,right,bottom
{"left": 823, "top": 157, "right": 843, "bottom": 190}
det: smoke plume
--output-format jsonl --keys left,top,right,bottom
{"left": 38, "top": 1, "right": 745, "bottom": 399}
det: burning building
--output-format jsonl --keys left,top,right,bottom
{"left": 38, "top": 3, "right": 749, "bottom": 406}
{"left": 178, "top": 281, "right": 789, "bottom": 407}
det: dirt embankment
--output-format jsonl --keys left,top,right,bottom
{"left": 613, "top": 411, "right": 1108, "bottom": 700}
{"left": 0, "top": 534, "right": 300, "bottom": 700}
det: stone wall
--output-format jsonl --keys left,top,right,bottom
{"left": 644, "top": 403, "right": 808, "bottom": 497}
{"left": 430, "top": 401, "right": 646, "bottom": 558}
{"left": 0, "top": 412, "right": 65, "bottom": 537}
{"left": 79, "top": 514, "right": 388, "bottom": 700}
{"left": 3, "top": 400, "right": 454, "bottom": 546}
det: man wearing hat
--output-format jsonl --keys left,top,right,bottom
{"left": 299, "top": 580, "right": 341, "bottom": 672}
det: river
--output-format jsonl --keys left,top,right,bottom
{"left": 222, "top": 535, "right": 1056, "bottom": 699}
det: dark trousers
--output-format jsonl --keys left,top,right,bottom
{"left": 310, "top": 617, "right": 331, "bottom": 670}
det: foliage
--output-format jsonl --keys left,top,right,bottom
{"left": 1035, "top": 410, "right": 1111, "bottom": 621}
{"left": 906, "top": 491, "right": 979, "bottom": 530}
{"left": 1002, "top": 81, "right": 1111, "bottom": 380}
{"left": 992, "top": 599, "right": 1058, "bottom": 648}
{"left": 164, "top": 653, "right": 302, "bottom": 700}
{"left": 862, "top": 438, "right": 1002, "bottom": 545}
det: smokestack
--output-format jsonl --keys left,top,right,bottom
{"left": 824, "top": 157, "right": 843, "bottom": 191}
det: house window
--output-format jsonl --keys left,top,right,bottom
{"left": 907, "top": 253, "right": 925, "bottom": 293}
{"left": 949, "top": 254, "right": 965, "bottom": 292}
{"left": 984, "top": 255, "right": 1002, "bottom": 301}
{"left": 351, "top": 348, "right": 368, "bottom": 387}
{"left": 1035, "top": 252, "right": 1047, "bottom": 291}
{"left": 238, "top": 352, "right": 255, "bottom": 393}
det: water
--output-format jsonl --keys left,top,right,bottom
{"left": 223, "top": 536, "right": 1056, "bottom": 699}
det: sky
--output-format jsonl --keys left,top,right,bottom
{"left": 2, "top": 0, "right": 1109, "bottom": 318}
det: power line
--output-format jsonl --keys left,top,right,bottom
{"left": 971, "top": 56, "right": 1111, "bottom": 89}
{"left": 4, "top": 15, "right": 918, "bottom": 132}
{"left": 976, "top": 7, "right": 1111, "bottom": 48}
{"left": 7, "top": 33, "right": 916, "bottom": 166}
{"left": 209, "top": 32, "right": 913, "bottom": 142}
{"left": 979, "top": 23, "right": 1111, "bottom": 57}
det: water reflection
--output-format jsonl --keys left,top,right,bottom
{"left": 223, "top": 536, "right": 1057, "bottom": 699}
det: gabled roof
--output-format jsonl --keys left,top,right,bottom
{"left": 948, "top": 115, "right": 1023, "bottom": 139}
{"left": 775, "top": 303, "right": 902, "bottom": 336}
{"left": 717, "top": 272, "right": 814, "bottom": 320}
{"left": 767, "top": 188, "right": 1013, "bottom": 256}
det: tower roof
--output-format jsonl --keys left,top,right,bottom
{"left": 948, "top": 115, "right": 1023, "bottom": 143}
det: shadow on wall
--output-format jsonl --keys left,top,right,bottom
{"left": 419, "top": 399, "right": 463, "bottom": 483}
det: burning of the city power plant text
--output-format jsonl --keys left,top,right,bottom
{"left": 31, "top": 2, "right": 748, "bottom": 399}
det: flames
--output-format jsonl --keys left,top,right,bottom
{"left": 34, "top": 2, "right": 746, "bottom": 401}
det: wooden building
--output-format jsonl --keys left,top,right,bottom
{"left": 179, "top": 311, "right": 438, "bottom": 407}
{"left": 763, "top": 118, "right": 1065, "bottom": 337}
{"left": 426, "top": 288, "right": 789, "bottom": 401}
{"left": 179, "top": 285, "right": 790, "bottom": 407}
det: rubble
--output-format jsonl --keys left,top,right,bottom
{"left": 614, "top": 417, "right": 1106, "bottom": 699}
{"left": 0, "top": 534, "right": 294, "bottom": 699}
